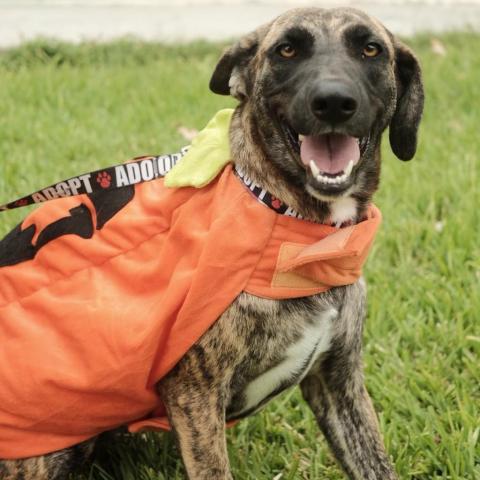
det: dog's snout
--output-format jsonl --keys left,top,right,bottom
{"left": 311, "top": 82, "right": 358, "bottom": 124}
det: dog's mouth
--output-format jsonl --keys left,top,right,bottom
{"left": 283, "top": 123, "right": 369, "bottom": 192}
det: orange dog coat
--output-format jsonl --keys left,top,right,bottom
{"left": 0, "top": 114, "right": 381, "bottom": 460}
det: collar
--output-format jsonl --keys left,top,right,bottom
{"left": 234, "top": 165, "right": 304, "bottom": 220}
{"left": 234, "top": 164, "right": 357, "bottom": 228}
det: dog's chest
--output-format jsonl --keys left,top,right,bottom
{"left": 227, "top": 306, "right": 337, "bottom": 419}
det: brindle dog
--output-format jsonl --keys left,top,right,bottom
{"left": 0, "top": 7, "right": 424, "bottom": 480}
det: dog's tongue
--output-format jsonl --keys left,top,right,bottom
{"left": 300, "top": 133, "right": 360, "bottom": 174}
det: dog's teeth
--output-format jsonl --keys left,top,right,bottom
{"left": 316, "top": 173, "right": 335, "bottom": 184}
{"left": 315, "top": 170, "right": 350, "bottom": 185}
{"left": 299, "top": 134, "right": 305, "bottom": 143}
{"left": 332, "top": 174, "right": 345, "bottom": 184}
{"left": 309, "top": 160, "right": 320, "bottom": 176}
{"left": 344, "top": 160, "right": 354, "bottom": 177}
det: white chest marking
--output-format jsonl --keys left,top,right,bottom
{"left": 329, "top": 196, "right": 357, "bottom": 227}
{"left": 240, "top": 308, "right": 337, "bottom": 414}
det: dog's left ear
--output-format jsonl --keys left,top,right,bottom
{"left": 389, "top": 41, "right": 425, "bottom": 161}
{"left": 209, "top": 23, "right": 271, "bottom": 100}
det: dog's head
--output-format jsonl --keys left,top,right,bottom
{"left": 210, "top": 7, "right": 424, "bottom": 212}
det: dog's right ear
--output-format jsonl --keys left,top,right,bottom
{"left": 209, "top": 24, "right": 270, "bottom": 100}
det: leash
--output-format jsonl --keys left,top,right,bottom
{"left": 0, "top": 147, "right": 305, "bottom": 221}
{"left": 0, "top": 148, "right": 189, "bottom": 212}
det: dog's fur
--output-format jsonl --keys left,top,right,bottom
{"left": 0, "top": 7, "right": 424, "bottom": 480}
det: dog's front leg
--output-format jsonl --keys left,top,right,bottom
{"left": 301, "top": 371, "right": 396, "bottom": 480}
{"left": 300, "top": 289, "right": 397, "bottom": 479}
{"left": 158, "top": 347, "right": 233, "bottom": 480}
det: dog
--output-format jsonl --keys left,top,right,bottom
{"left": 0, "top": 6, "right": 423, "bottom": 480}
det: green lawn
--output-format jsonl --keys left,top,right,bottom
{"left": 0, "top": 34, "right": 479, "bottom": 480}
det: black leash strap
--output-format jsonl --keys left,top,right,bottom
{"left": 0, "top": 147, "right": 189, "bottom": 212}
{"left": 0, "top": 147, "right": 307, "bottom": 222}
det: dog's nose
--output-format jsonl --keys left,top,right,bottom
{"left": 311, "top": 83, "right": 358, "bottom": 124}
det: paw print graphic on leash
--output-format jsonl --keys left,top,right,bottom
{"left": 97, "top": 172, "right": 112, "bottom": 189}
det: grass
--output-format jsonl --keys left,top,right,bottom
{"left": 0, "top": 33, "right": 479, "bottom": 480}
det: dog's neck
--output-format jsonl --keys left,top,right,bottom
{"left": 229, "top": 107, "right": 371, "bottom": 226}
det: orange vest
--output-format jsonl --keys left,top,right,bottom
{"left": 0, "top": 163, "right": 380, "bottom": 459}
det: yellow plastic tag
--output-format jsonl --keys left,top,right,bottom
{"left": 164, "top": 109, "right": 234, "bottom": 188}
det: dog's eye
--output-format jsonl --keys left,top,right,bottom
{"left": 363, "top": 42, "right": 382, "bottom": 58}
{"left": 277, "top": 43, "right": 297, "bottom": 59}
